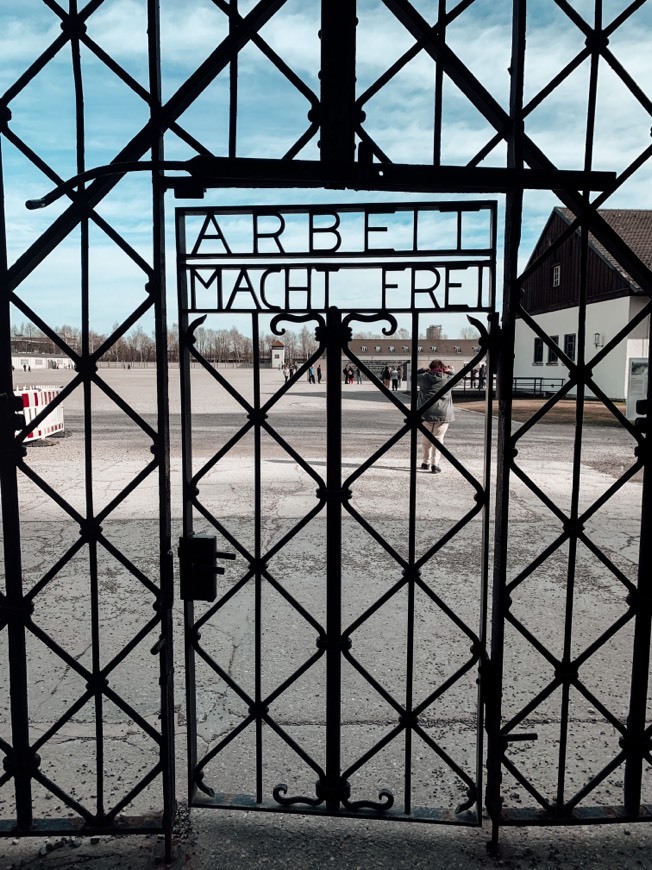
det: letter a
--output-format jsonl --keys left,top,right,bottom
{"left": 190, "top": 214, "right": 233, "bottom": 255}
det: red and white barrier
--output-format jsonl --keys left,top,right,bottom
{"left": 15, "top": 386, "right": 65, "bottom": 441}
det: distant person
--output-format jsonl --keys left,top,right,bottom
{"left": 355, "top": 367, "right": 362, "bottom": 384}
{"left": 478, "top": 363, "right": 486, "bottom": 389}
{"left": 417, "top": 359, "right": 455, "bottom": 474}
{"left": 317, "top": 364, "right": 322, "bottom": 384}
{"left": 308, "top": 365, "right": 316, "bottom": 384}
{"left": 390, "top": 367, "right": 399, "bottom": 391}
{"left": 382, "top": 365, "right": 391, "bottom": 388}
{"left": 283, "top": 363, "right": 289, "bottom": 382}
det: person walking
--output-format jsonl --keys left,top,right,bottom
{"left": 390, "top": 367, "right": 399, "bottom": 391}
{"left": 382, "top": 365, "right": 391, "bottom": 388}
{"left": 308, "top": 365, "right": 316, "bottom": 384}
{"left": 478, "top": 363, "right": 486, "bottom": 390}
{"left": 317, "top": 364, "right": 322, "bottom": 384}
{"left": 355, "top": 367, "right": 362, "bottom": 384}
{"left": 417, "top": 359, "right": 455, "bottom": 474}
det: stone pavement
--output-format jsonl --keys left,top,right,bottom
{"left": 2, "top": 366, "right": 649, "bottom": 868}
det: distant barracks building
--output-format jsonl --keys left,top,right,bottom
{"left": 344, "top": 337, "right": 481, "bottom": 375}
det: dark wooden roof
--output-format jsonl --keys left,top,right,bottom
{"left": 559, "top": 208, "right": 652, "bottom": 286}
{"left": 521, "top": 207, "right": 652, "bottom": 315}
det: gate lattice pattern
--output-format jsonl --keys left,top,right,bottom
{"left": 0, "top": 0, "right": 651, "bottom": 852}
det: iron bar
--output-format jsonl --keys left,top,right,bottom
{"left": 405, "top": 308, "right": 420, "bottom": 815}
{"left": 69, "top": 4, "right": 111, "bottom": 823}
{"left": 171, "top": 157, "right": 616, "bottom": 195}
{"left": 229, "top": 0, "right": 239, "bottom": 159}
{"left": 253, "top": 314, "right": 263, "bottom": 804}
{"left": 324, "top": 306, "right": 344, "bottom": 811}
{"left": 319, "top": 0, "right": 357, "bottom": 164}
{"left": 555, "top": 217, "right": 590, "bottom": 812}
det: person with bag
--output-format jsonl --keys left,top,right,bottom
{"left": 417, "top": 359, "right": 455, "bottom": 474}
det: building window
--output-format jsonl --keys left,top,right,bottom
{"left": 552, "top": 264, "right": 560, "bottom": 287}
{"left": 563, "top": 333, "right": 576, "bottom": 362}
{"left": 360, "top": 346, "right": 367, "bottom": 352}
{"left": 402, "top": 346, "right": 409, "bottom": 352}
{"left": 430, "top": 345, "right": 437, "bottom": 351}
{"left": 417, "top": 346, "right": 422, "bottom": 352}
{"left": 375, "top": 345, "right": 381, "bottom": 352}
{"left": 547, "top": 335, "right": 559, "bottom": 364}
{"left": 389, "top": 345, "right": 395, "bottom": 352}
{"left": 533, "top": 337, "right": 543, "bottom": 364}
{"left": 453, "top": 345, "right": 461, "bottom": 353}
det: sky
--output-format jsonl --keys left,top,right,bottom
{"left": 1, "top": 0, "right": 651, "bottom": 341}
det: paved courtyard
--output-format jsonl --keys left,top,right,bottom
{"left": 1, "top": 365, "right": 650, "bottom": 868}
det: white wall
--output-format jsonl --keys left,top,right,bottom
{"left": 11, "top": 355, "right": 71, "bottom": 371}
{"left": 271, "top": 347, "right": 285, "bottom": 368}
{"left": 513, "top": 297, "right": 649, "bottom": 400}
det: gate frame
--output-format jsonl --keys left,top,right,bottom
{"left": 1, "top": 0, "right": 650, "bottom": 858}
{"left": 175, "top": 198, "right": 498, "bottom": 826}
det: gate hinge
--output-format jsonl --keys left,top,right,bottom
{"left": 178, "top": 534, "right": 235, "bottom": 602}
{"left": 0, "top": 392, "right": 26, "bottom": 437}
{"left": 487, "top": 318, "right": 502, "bottom": 356}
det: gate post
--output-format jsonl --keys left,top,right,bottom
{"left": 0, "top": 129, "right": 33, "bottom": 829}
{"left": 486, "top": 3, "right": 526, "bottom": 850}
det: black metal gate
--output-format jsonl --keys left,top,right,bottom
{"left": 1, "top": 0, "right": 651, "bottom": 857}
{"left": 176, "top": 200, "right": 496, "bottom": 824}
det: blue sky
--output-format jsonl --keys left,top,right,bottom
{"left": 1, "top": 0, "right": 651, "bottom": 339}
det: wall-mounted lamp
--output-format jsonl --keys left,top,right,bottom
{"left": 593, "top": 332, "right": 604, "bottom": 348}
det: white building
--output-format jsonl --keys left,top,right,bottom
{"left": 514, "top": 208, "right": 651, "bottom": 402}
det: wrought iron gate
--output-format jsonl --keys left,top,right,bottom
{"left": 1, "top": 0, "right": 651, "bottom": 856}
{"left": 176, "top": 200, "right": 496, "bottom": 824}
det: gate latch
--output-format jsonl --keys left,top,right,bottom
{"left": 634, "top": 399, "right": 649, "bottom": 435}
{"left": 178, "top": 534, "right": 235, "bottom": 602}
